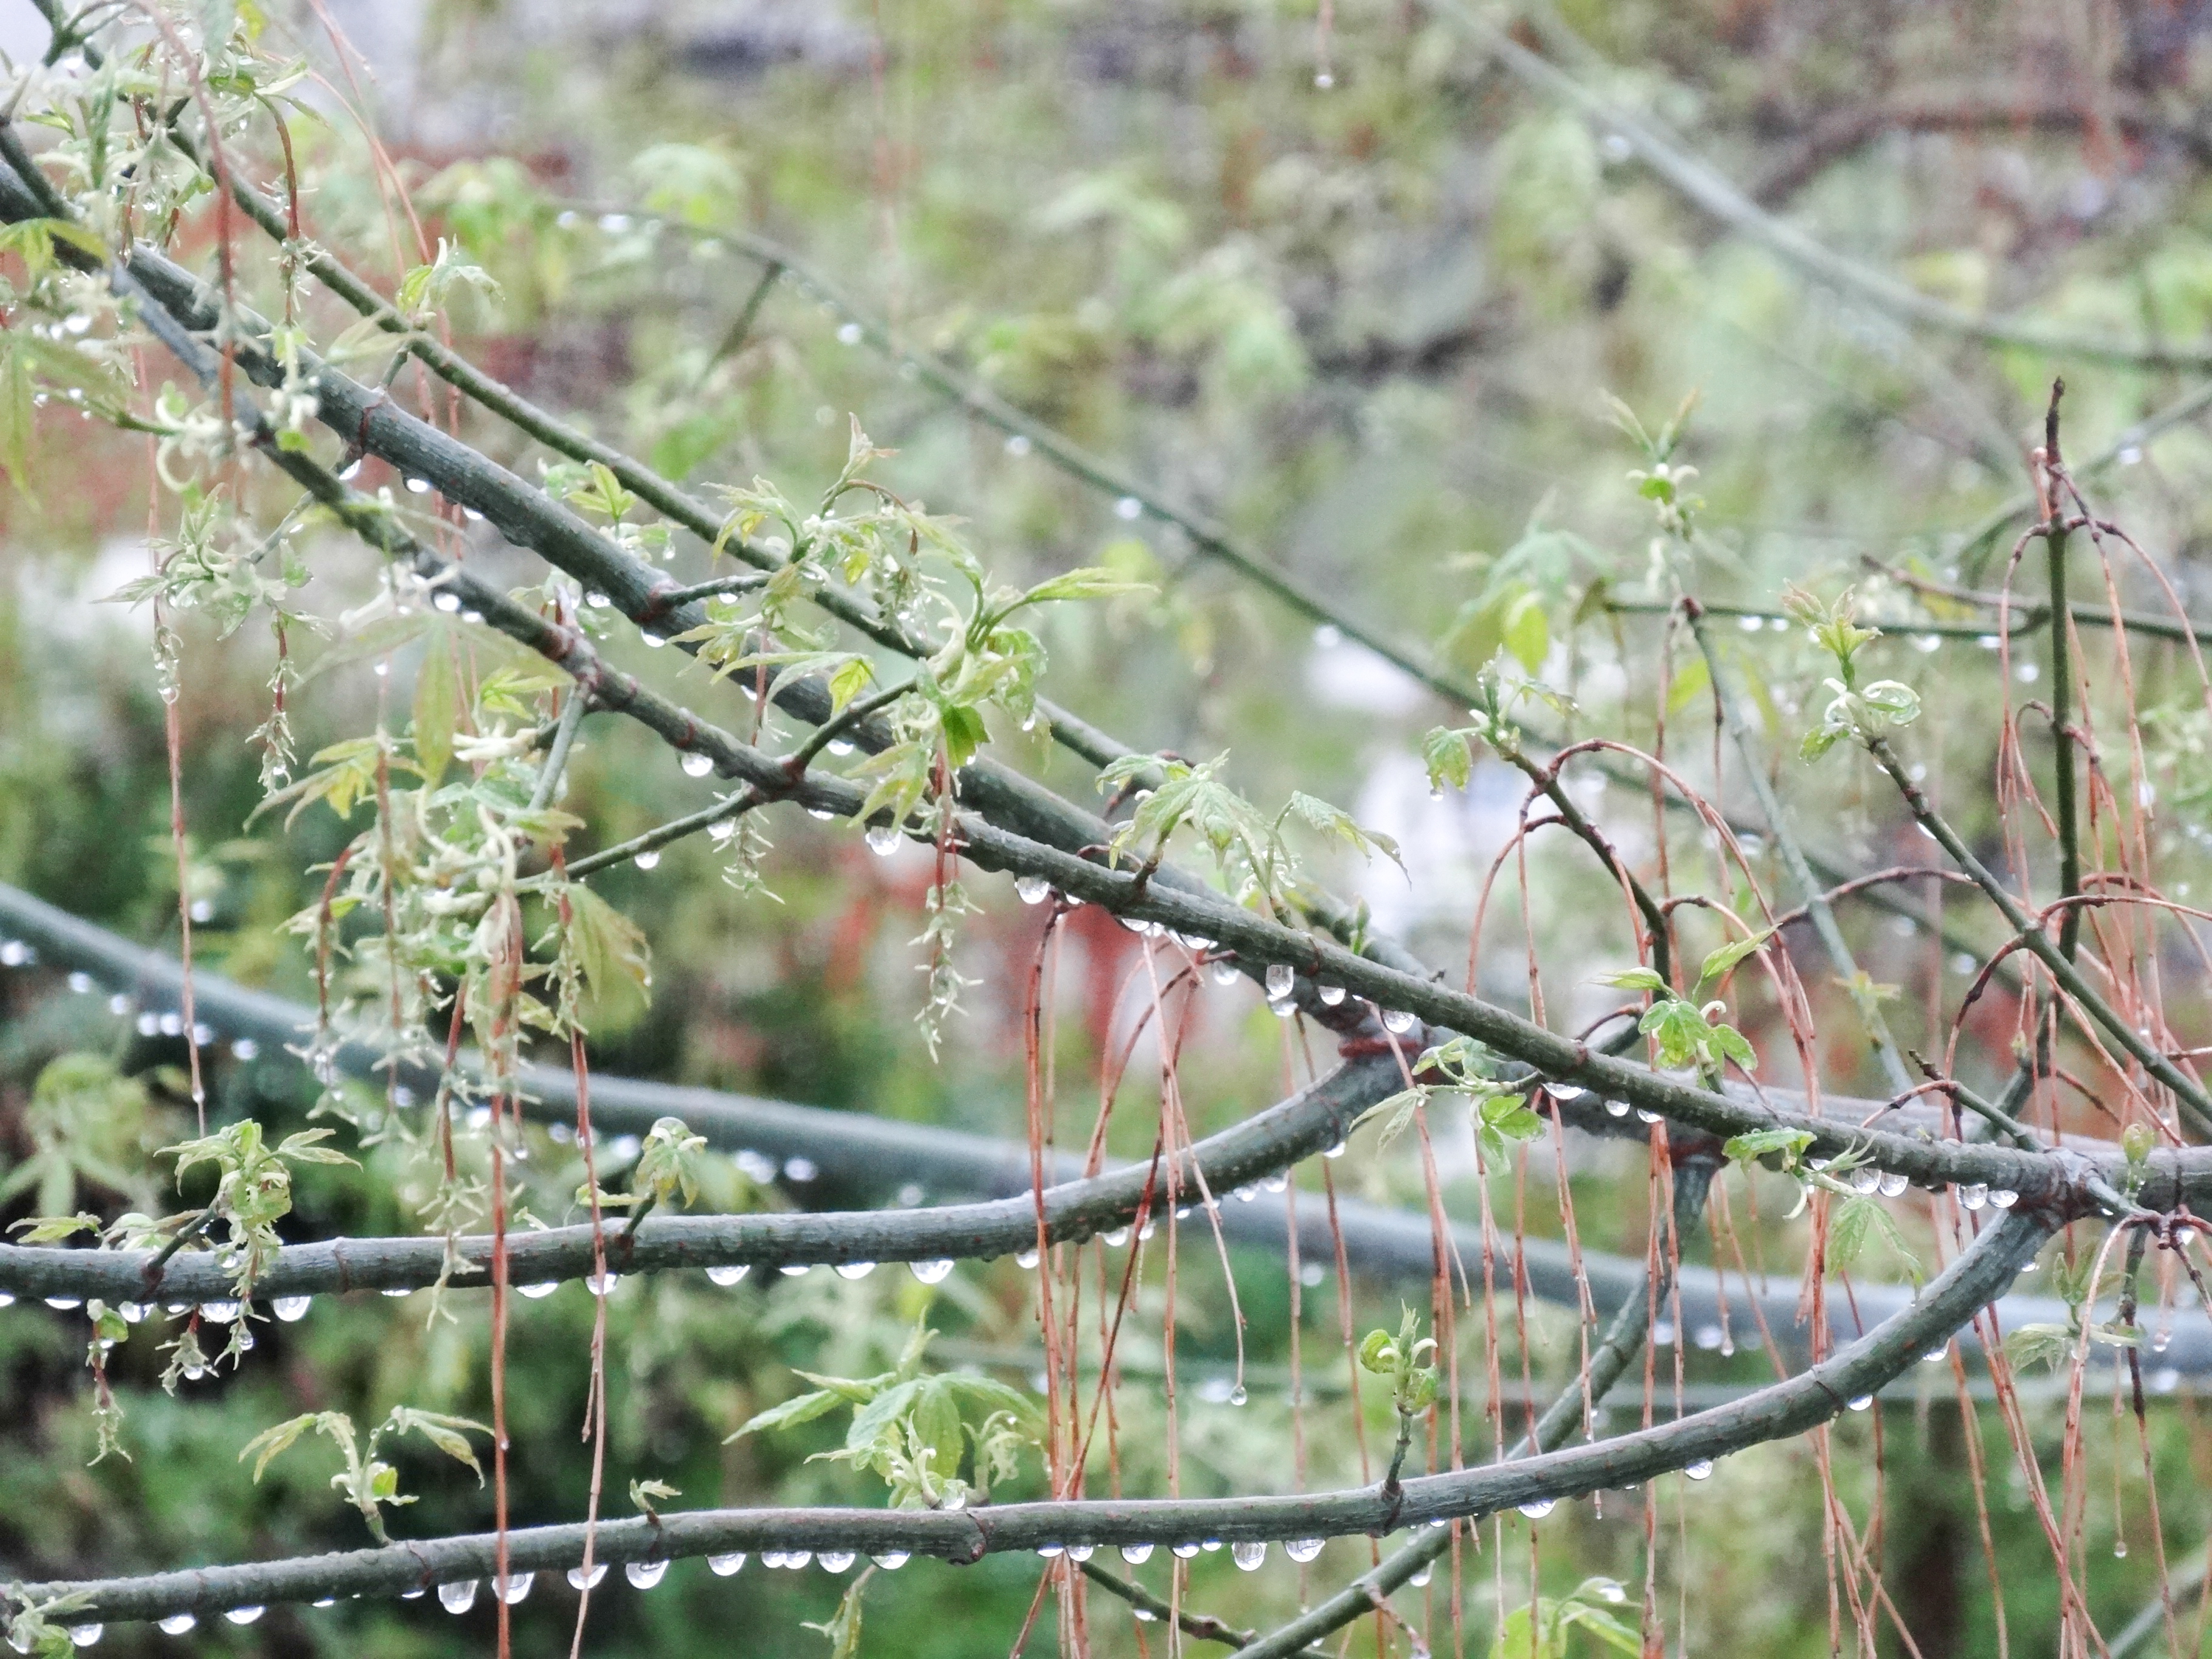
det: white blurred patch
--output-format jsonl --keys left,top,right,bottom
{"left": 1304, "top": 636, "right": 1425, "bottom": 716}
{"left": 21, "top": 537, "right": 157, "bottom": 646}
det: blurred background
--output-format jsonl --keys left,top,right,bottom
{"left": 7, "top": 1, "right": 2212, "bottom": 1655}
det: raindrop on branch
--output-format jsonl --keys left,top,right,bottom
{"left": 910, "top": 1259, "right": 954, "bottom": 1284}
{"left": 625, "top": 1560, "right": 667, "bottom": 1589}
{"left": 567, "top": 1563, "right": 609, "bottom": 1590}
{"left": 706, "top": 1265, "right": 750, "bottom": 1287}
{"left": 707, "top": 1553, "right": 745, "bottom": 1576}
{"left": 1232, "top": 1541, "right": 1267, "bottom": 1571}
{"left": 1285, "top": 1537, "right": 1324, "bottom": 1562}
{"left": 1120, "top": 1543, "right": 1153, "bottom": 1564}
{"left": 438, "top": 1581, "right": 479, "bottom": 1614}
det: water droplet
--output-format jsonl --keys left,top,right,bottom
{"left": 706, "top": 1265, "right": 750, "bottom": 1287}
{"left": 1115, "top": 496, "right": 1143, "bottom": 521}
{"left": 1381, "top": 1008, "right": 1417, "bottom": 1035}
{"left": 1172, "top": 1541, "right": 1201, "bottom": 1559}
{"left": 1409, "top": 1562, "right": 1433, "bottom": 1588}
{"left": 587, "top": 1271, "right": 620, "bottom": 1296}
{"left": 787, "top": 1551, "right": 815, "bottom": 1568}
{"left": 1265, "top": 964, "right": 1295, "bottom": 998}
{"left": 818, "top": 1551, "right": 856, "bottom": 1573}
{"left": 1878, "top": 1171, "right": 1909, "bottom": 1198}
{"left": 1322, "top": 1140, "right": 1346, "bottom": 1160}
{"left": 869, "top": 826, "right": 903, "bottom": 858}
{"left": 1683, "top": 1459, "right": 1712, "bottom": 1481}
{"left": 641, "top": 631, "right": 668, "bottom": 649}
{"left": 405, "top": 476, "right": 432, "bottom": 495}
{"left": 1204, "top": 959, "right": 1239, "bottom": 987}
{"left": 1232, "top": 1540, "right": 1267, "bottom": 1571}
{"left": 434, "top": 591, "right": 462, "bottom": 613}
{"left": 827, "top": 739, "right": 856, "bottom": 757}
{"left": 1037, "top": 1544, "right": 1065, "bottom": 1559}
{"left": 223, "top": 1607, "right": 264, "bottom": 1626}
{"left": 634, "top": 850, "right": 661, "bottom": 871}
{"left": 625, "top": 1560, "right": 667, "bottom": 1588}
{"left": 200, "top": 1301, "right": 241, "bottom": 1323}
{"left": 1015, "top": 874, "right": 1051, "bottom": 903}
{"left": 567, "top": 1563, "right": 608, "bottom": 1590}
{"left": 44, "top": 1297, "right": 82, "bottom": 1311}
{"left": 1517, "top": 1498, "right": 1555, "bottom": 1518}
{"left": 2153, "top": 1329, "right": 2172, "bottom": 1353}
{"left": 682, "top": 752, "right": 714, "bottom": 777}
{"left": 272, "top": 1295, "right": 311, "bottom": 1322}
{"left": 785, "top": 1157, "right": 819, "bottom": 1182}
{"left": 67, "top": 1627, "right": 100, "bottom": 1648}
{"left": 518, "top": 1281, "right": 560, "bottom": 1299}
{"left": 1989, "top": 1189, "right": 2017, "bottom": 1208}
{"left": 1102, "top": 1228, "right": 1130, "bottom": 1248}
{"left": 157, "top": 1615, "right": 196, "bottom": 1635}
{"left": 1120, "top": 1543, "right": 1154, "bottom": 1564}
{"left": 1270, "top": 995, "right": 1297, "bottom": 1019}
{"left": 835, "top": 1262, "right": 875, "bottom": 1280}
{"left": 1004, "top": 434, "right": 1032, "bottom": 456}
{"left": 911, "top": 1259, "right": 954, "bottom": 1284}
{"left": 1847, "top": 1394, "right": 1874, "bottom": 1411}
{"left": 2115, "top": 1539, "right": 2130, "bottom": 1558}
{"left": 1286, "top": 1537, "right": 1324, "bottom": 1562}
{"left": 1313, "top": 981, "right": 1346, "bottom": 1006}
{"left": 872, "top": 1551, "right": 908, "bottom": 1570}
{"left": 373, "top": 660, "right": 390, "bottom": 678}
{"left": 1958, "top": 1183, "right": 1988, "bottom": 1211}
{"left": 439, "top": 1580, "right": 479, "bottom": 1614}
{"left": 312, "top": 1598, "right": 335, "bottom": 1608}
{"left": 1017, "top": 1248, "right": 1041, "bottom": 1270}
{"left": 779, "top": 1263, "right": 813, "bottom": 1276}
{"left": 1228, "top": 1384, "right": 1248, "bottom": 1406}
{"left": 1314, "top": 70, "right": 1335, "bottom": 87}
{"left": 1847, "top": 1166, "right": 1881, "bottom": 1195}
{"left": 586, "top": 592, "right": 611, "bottom": 609}
{"left": 1636, "top": 1108, "right": 1661, "bottom": 1124}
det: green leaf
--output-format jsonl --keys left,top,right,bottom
{"left": 826, "top": 654, "right": 876, "bottom": 715}
{"left": 910, "top": 1378, "right": 966, "bottom": 1483}
{"left": 1352, "top": 1087, "right": 1428, "bottom": 1152}
{"left": 1666, "top": 653, "right": 1711, "bottom": 716}
{"left": 724, "top": 1389, "right": 846, "bottom": 1443}
{"left": 386, "top": 1408, "right": 489, "bottom": 1481}
{"left": 5, "top": 1211, "right": 102, "bottom": 1244}
{"left": 2005, "top": 1322, "right": 2076, "bottom": 1375}
{"left": 1722, "top": 1128, "right": 1813, "bottom": 1166}
{"left": 1422, "top": 726, "right": 1474, "bottom": 793}
{"left": 562, "top": 885, "right": 652, "bottom": 1008}
{"left": 1593, "top": 966, "right": 1667, "bottom": 993}
{"left": 238, "top": 1412, "right": 325, "bottom": 1483}
{"left": 1015, "top": 566, "right": 1154, "bottom": 608}
{"left": 1827, "top": 1194, "right": 1921, "bottom": 1283}
{"left": 411, "top": 636, "right": 459, "bottom": 788}
{"left": 1698, "top": 930, "right": 1773, "bottom": 984}
{"left": 1502, "top": 588, "right": 1550, "bottom": 674}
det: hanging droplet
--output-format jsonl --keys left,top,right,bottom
{"left": 1516, "top": 1499, "right": 1555, "bottom": 1518}
{"left": 1270, "top": 995, "right": 1297, "bottom": 1020}
{"left": 1286, "top": 1537, "right": 1324, "bottom": 1562}
{"left": 835, "top": 1262, "right": 875, "bottom": 1280}
{"left": 1988, "top": 1189, "right": 2017, "bottom": 1208}
{"left": 910, "top": 1259, "right": 954, "bottom": 1284}
{"left": 1115, "top": 495, "right": 1143, "bottom": 521}
{"left": 1208, "top": 959, "right": 1240, "bottom": 986}
{"left": 634, "top": 850, "right": 661, "bottom": 871}
{"left": 1102, "top": 1228, "right": 1130, "bottom": 1248}
{"left": 223, "top": 1607, "right": 264, "bottom": 1625}
{"left": 567, "top": 1563, "right": 609, "bottom": 1590}
{"left": 624, "top": 1560, "right": 668, "bottom": 1589}
{"left": 1228, "top": 1384, "right": 1248, "bottom": 1406}
{"left": 1067, "top": 1544, "right": 1094, "bottom": 1562}
{"left": 818, "top": 1551, "right": 856, "bottom": 1573}
{"left": 1847, "top": 1394, "right": 1874, "bottom": 1411}
{"left": 1877, "top": 1171, "right": 1909, "bottom": 1198}
{"left": 1120, "top": 1543, "right": 1154, "bottom": 1564}
{"left": 867, "top": 825, "right": 903, "bottom": 858}
{"left": 518, "top": 1281, "right": 560, "bottom": 1299}
{"left": 706, "top": 1552, "right": 746, "bottom": 1576}
{"left": 200, "top": 1301, "right": 240, "bottom": 1323}
{"left": 438, "top": 1580, "right": 479, "bottom": 1614}
{"left": 587, "top": 1271, "right": 620, "bottom": 1296}
{"left": 271, "top": 1295, "right": 312, "bottom": 1322}
{"left": 405, "top": 476, "right": 432, "bottom": 494}
{"left": 1231, "top": 1541, "right": 1266, "bottom": 1571}
{"left": 1635, "top": 1108, "right": 1661, "bottom": 1124}
{"left": 1847, "top": 1166, "right": 1881, "bottom": 1195}
{"left": 1265, "top": 964, "right": 1295, "bottom": 998}
{"left": 1037, "top": 1544, "right": 1065, "bottom": 1559}
{"left": 1380, "top": 1009, "right": 1417, "bottom": 1035}
{"left": 1958, "top": 1183, "right": 1988, "bottom": 1211}
{"left": 1408, "top": 1562, "right": 1433, "bottom": 1588}
{"left": 44, "top": 1297, "right": 83, "bottom": 1311}
{"left": 586, "top": 592, "right": 611, "bottom": 609}
{"left": 1316, "top": 981, "right": 1346, "bottom": 1006}
{"left": 157, "top": 1614, "right": 196, "bottom": 1635}
{"left": 872, "top": 1551, "right": 909, "bottom": 1570}
{"left": 682, "top": 752, "right": 713, "bottom": 777}
{"left": 827, "top": 739, "right": 856, "bottom": 757}
{"left": 1324, "top": 1139, "right": 1346, "bottom": 1159}
{"left": 641, "top": 631, "right": 668, "bottom": 649}
{"left": 433, "top": 591, "right": 462, "bottom": 613}
{"left": 706, "top": 1265, "right": 750, "bottom": 1287}
{"left": 1017, "top": 1248, "right": 1041, "bottom": 1270}
{"left": 2115, "top": 1539, "right": 2129, "bottom": 1559}
{"left": 779, "top": 1263, "right": 813, "bottom": 1277}
{"left": 1683, "top": 1458, "right": 1713, "bottom": 1481}
{"left": 783, "top": 1551, "right": 814, "bottom": 1569}
{"left": 494, "top": 1573, "right": 533, "bottom": 1604}
{"left": 66, "top": 1627, "right": 100, "bottom": 1649}
{"left": 1015, "top": 873, "right": 1051, "bottom": 903}
{"left": 1171, "top": 1542, "right": 1202, "bottom": 1559}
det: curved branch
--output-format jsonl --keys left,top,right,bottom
{"left": 3, "top": 1208, "right": 2058, "bottom": 1627}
